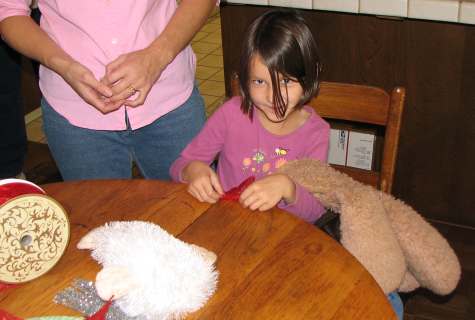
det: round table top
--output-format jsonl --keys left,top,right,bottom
{"left": 0, "top": 179, "right": 396, "bottom": 319}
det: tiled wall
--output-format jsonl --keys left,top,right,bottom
{"left": 224, "top": 0, "right": 475, "bottom": 24}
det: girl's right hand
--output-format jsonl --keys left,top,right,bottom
{"left": 61, "top": 61, "right": 123, "bottom": 114}
{"left": 182, "top": 161, "right": 224, "bottom": 203}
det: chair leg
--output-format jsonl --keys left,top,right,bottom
{"left": 314, "top": 210, "right": 341, "bottom": 241}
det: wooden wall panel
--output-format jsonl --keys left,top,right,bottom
{"left": 221, "top": 4, "right": 475, "bottom": 227}
{"left": 451, "top": 29, "right": 475, "bottom": 224}
{"left": 400, "top": 21, "right": 465, "bottom": 222}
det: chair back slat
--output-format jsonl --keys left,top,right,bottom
{"left": 310, "top": 82, "right": 390, "bottom": 125}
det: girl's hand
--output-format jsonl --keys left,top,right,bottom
{"left": 183, "top": 161, "right": 224, "bottom": 203}
{"left": 61, "top": 61, "right": 122, "bottom": 114}
{"left": 101, "top": 46, "right": 170, "bottom": 107}
{"left": 239, "top": 174, "right": 296, "bottom": 211}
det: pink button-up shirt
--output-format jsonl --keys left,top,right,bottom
{"left": 0, "top": 0, "right": 200, "bottom": 130}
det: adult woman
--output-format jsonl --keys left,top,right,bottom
{"left": 0, "top": 0, "right": 217, "bottom": 180}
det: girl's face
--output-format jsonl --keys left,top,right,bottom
{"left": 249, "top": 54, "right": 303, "bottom": 122}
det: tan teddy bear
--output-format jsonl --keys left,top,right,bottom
{"left": 278, "top": 159, "right": 461, "bottom": 295}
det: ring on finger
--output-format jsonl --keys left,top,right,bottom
{"left": 128, "top": 85, "right": 138, "bottom": 95}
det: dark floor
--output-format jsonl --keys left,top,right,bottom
{"left": 24, "top": 141, "right": 475, "bottom": 320}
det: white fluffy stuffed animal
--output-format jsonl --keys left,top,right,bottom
{"left": 77, "top": 221, "right": 218, "bottom": 319}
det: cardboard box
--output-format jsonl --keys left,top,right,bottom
{"left": 346, "top": 131, "right": 376, "bottom": 170}
{"left": 326, "top": 120, "right": 379, "bottom": 171}
{"left": 328, "top": 128, "right": 348, "bottom": 166}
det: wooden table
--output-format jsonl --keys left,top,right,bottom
{"left": 0, "top": 180, "right": 396, "bottom": 319}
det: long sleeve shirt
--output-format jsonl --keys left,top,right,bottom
{"left": 170, "top": 96, "right": 330, "bottom": 223}
{"left": 0, "top": 0, "right": 209, "bottom": 130}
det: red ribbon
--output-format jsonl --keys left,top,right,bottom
{"left": 0, "top": 180, "right": 43, "bottom": 320}
{"left": 0, "top": 283, "right": 17, "bottom": 292}
{"left": 87, "top": 298, "right": 113, "bottom": 320}
{"left": 221, "top": 176, "right": 255, "bottom": 201}
{"left": 0, "top": 309, "right": 22, "bottom": 320}
{"left": 0, "top": 181, "right": 44, "bottom": 205}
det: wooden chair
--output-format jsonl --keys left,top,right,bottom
{"left": 230, "top": 77, "right": 406, "bottom": 236}
{"left": 307, "top": 82, "right": 405, "bottom": 194}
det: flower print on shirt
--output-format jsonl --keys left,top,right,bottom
{"left": 275, "top": 158, "right": 287, "bottom": 169}
{"left": 242, "top": 157, "right": 252, "bottom": 167}
{"left": 242, "top": 146, "right": 291, "bottom": 174}
{"left": 242, "top": 149, "right": 266, "bottom": 173}
{"left": 253, "top": 151, "right": 265, "bottom": 164}
{"left": 262, "top": 163, "right": 271, "bottom": 173}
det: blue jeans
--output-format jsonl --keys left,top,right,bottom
{"left": 41, "top": 86, "right": 206, "bottom": 181}
{"left": 388, "top": 291, "right": 404, "bottom": 320}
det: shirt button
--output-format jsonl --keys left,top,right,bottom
{"left": 111, "top": 38, "right": 119, "bottom": 45}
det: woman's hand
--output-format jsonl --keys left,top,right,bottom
{"left": 101, "top": 46, "right": 170, "bottom": 108}
{"left": 183, "top": 161, "right": 224, "bottom": 203}
{"left": 99, "top": 0, "right": 217, "bottom": 108}
{"left": 239, "top": 174, "right": 296, "bottom": 211}
{"left": 60, "top": 60, "right": 123, "bottom": 114}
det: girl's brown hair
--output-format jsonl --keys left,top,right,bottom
{"left": 239, "top": 9, "right": 322, "bottom": 119}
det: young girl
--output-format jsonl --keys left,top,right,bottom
{"left": 170, "top": 9, "right": 329, "bottom": 223}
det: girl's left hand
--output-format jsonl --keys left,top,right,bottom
{"left": 239, "top": 174, "right": 296, "bottom": 211}
{"left": 101, "top": 47, "right": 170, "bottom": 107}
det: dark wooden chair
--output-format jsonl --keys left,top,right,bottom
{"left": 230, "top": 77, "right": 406, "bottom": 237}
